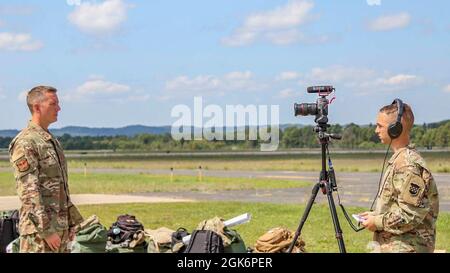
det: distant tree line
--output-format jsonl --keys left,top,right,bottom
{"left": 0, "top": 121, "right": 448, "bottom": 151}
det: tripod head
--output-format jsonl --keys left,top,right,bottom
{"left": 313, "top": 123, "right": 342, "bottom": 142}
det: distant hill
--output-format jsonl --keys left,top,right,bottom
{"left": 0, "top": 124, "right": 304, "bottom": 138}
{"left": 0, "top": 125, "right": 172, "bottom": 137}
{"left": 0, "top": 120, "right": 447, "bottom": 138}
{"left": 51, "top": 125, "right": 172, "bottom": 137}
{"left": 0, "top": 130, "right": 20, "bottom": 138}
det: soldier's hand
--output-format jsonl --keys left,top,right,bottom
{"left": 361, "top": 214, "right": 377, "bottom": 232}
{"left": 44, "top": 233, "right": 61, "bottom": 251}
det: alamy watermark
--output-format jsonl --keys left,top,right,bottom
{"left": 171, "top": 97, "right": 280, "bottom": 151}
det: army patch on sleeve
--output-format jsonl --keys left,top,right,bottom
{"left": 402, "top": 174, "right": 425, "bottom": 206}
{"left": 409, "top": 183, "right": 420, "bottom": 196}
{"left": 15, "top": 158, "right": 30, "bottom": 172}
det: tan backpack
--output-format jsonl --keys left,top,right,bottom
{"left": 254, "top": 227, "right": 306, "bottom": 253}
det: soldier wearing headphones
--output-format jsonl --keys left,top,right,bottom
{"left": 359, "top": 99, "right": 439, "bottom": 253}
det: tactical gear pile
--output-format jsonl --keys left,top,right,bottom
{"left": 2, "top": 211, "right": 251, "bottom": 254}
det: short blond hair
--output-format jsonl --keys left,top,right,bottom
{"left": 379, "top": 102, "right": 414, "bottom": 133}
{"left": 26, "top": 86, "right": 57, "bottom": 113}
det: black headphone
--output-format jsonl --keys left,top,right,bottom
{"left": 387, "top": 98, "right": 404, "bottom": 139}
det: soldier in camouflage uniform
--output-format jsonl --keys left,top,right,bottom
{"left": 360, "top": 102, "right": 439, "bottom": 253}
{"left": 9, "top": 86, "right": 84, "bottom": 253}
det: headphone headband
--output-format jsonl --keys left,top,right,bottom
{"left": 393, "top": 99, "right": 404, "bottom": 123}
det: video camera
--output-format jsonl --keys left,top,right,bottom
{"left": 294, "top": 86, "right": 335, "bottom": 125}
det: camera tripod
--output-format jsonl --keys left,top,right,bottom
{"left": 287, "top": 124, "right": 346, "bottom": 253}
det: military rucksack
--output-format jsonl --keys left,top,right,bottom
{"left": 107, "top": 214, "right": 144, "bottom": 244}
{"left": 254, "top": 227, "right": 306, "bottom": 253}
{"left": 184, "top": 230, "right": 224, "bottom": 253}
{"left": 0, "top": 210, "right": 20, "bottom": 253}
{"left": 106, "top": 214, "right": 146, "bottom": 252}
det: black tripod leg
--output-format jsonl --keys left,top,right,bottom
{"left": 326, "top": 186, "right": 346, "bottom": 253}
{"left": 287, "top": 182, "right": 321, "bottom": 253}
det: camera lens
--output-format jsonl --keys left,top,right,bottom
{"left": 294, "top": 103, "right": 318, "bottom": 116}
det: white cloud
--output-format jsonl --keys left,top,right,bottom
{"left": 443, "top": 84, "right": 450, "bottom": 93}
{"left": 368, "top": 12, "right": 411, "bottom": 32}
{"left": 358, "top": 74, "right": 423, "bottom": 94}
{"left": 0, "top": 32, "right": 43, "bottom": 51}
{"left": 222, "top": 0, "right": 315, "bottom": 46}
{"left": 265, "top": 29, "right": 304, "bottom": 45}
{"left": 276, "top": 71, "right": 302, "bottom": 81}
{"left": 367, "top": 0, "right": 381, "bottom": 6}
{"left": 293, "top": 65, "right": 423, "bottom": 95}
{"left": 164, "top": 71, "right": 266, "bottom": 97}
{"left": 277, "top": 88, "right": 298, "bottom": 98}
{"left": 165, "top": 67, "right": 425, "bottom": 100}
{"left": 381, "top": 74, "right": 418, "bottom": 85}
{"left": 76, "top": 79, "right": 130, "bottom": 95}
{"left": 166, "top": 75, "right": 221, "bottom": 92}
{"left": 64, "top": 77, "right": 151, "bottom": 102}
{"left": 68, "top": 0, "right": 129, "bottom": 35}
{"left": 64, "top": 78, "right": 140, "bottom": 102}
{"left": 224, "top": 71, "right": 253, "bottom": 80}
{"left": 304, "top": 65, "right": 376, "bottom": 84}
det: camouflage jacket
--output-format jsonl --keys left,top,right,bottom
{"left": 9, "top": 121, "right": 83, "bottom": 238}
{"left": 372, "top": 144, "right": 439, "bottom": 252}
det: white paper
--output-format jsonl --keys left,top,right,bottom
{"left": 352, "top": 214, "right": 366, "bottom": 223}
{"left": 182, "top": 213, "right": 251, "bottom": 245}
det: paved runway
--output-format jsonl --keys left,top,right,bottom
{"left": 126, "top": 169, "right": 450, "bottom": 212}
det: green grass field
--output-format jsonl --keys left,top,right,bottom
{"left": 77, "top": 202, "right": 450, "bottom": 253}
{"left": 0, "top": 172, "right": 311, "bottom": 196}
{"left": 1, "top": 152, "right": 449, "bottom": 172}
{"left": 60, "top": 152, "right": 450, "bottom": 173}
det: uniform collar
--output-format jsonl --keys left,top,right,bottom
{"left": 388, "top": 144, "right": 415, "bottom": 165}
{"left": 27, "top": 120, "right": 53, "bottom": 141}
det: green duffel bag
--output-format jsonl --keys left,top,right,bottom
{"left": 72, "top": 223, "right": 108, "bottom": 253}
{"left": 71, "top": 215, "right": 108, "bottom": 253}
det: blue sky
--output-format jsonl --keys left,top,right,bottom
{"left": 0, "top": 0, "right": 449, "bottom": 129}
